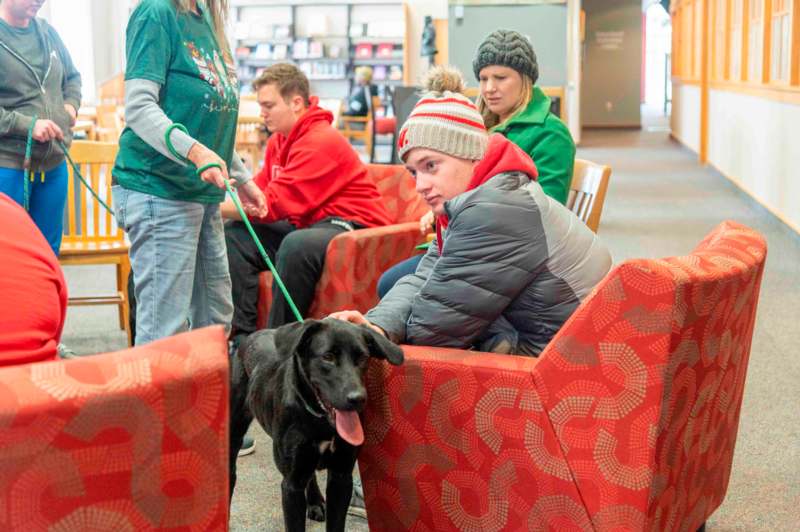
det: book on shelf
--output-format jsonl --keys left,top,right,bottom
{"left": 327, "top": 44, "right": 342, "bottom": 59}
{"left": 273, "top": 25, "right": 291, "bottom": 39}
{"left": 272, "top": 44, "right": 288, "bottom": 60}
{"left": 375, "top": 43, "right": 394, "bottom": 59}
{"left": 372, "top": 65, "right": 388, "bottom": 81}
{"left": 253, "top": 43, "right": 272, "bottom": 59}
{"left": 308, "top": 41, "right": 324, "bottom": 59}
{"left": 354, "top": 43, "right": 373, "bottom": 59}
{"left": 349, "top": 23, "right": 366, "bottom": 38}
{"left": 235, "top": 46, "right": 251, "bottom": 59}
{"left": 389, "top": 65, "right": 403, "bottom": 81}
{"left": 293, "top": 39, "right": 309, "bottom": 59}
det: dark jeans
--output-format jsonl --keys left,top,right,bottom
{"left": 226, "top": 218, "right": 356, "bottom": 333}
{"left": 377, "top": 254, "right": 424, "bottom": 299}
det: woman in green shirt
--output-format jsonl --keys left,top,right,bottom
{"left": 473, "top": 28, "right": 576, "bottom": 205}
{"left": 112, "top": 0, "right": 266, "bottom": 346}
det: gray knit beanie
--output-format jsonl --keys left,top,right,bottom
{"left": 472, "top": 29, "right": 539, "bottom": 84}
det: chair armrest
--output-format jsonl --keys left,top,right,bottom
{"left": 0, "top": 326, "right": 230, "bottom": 530}
{"left": 307, "top": 222, "right": 425, "bottom": 317}
{"left": 360, "top": 345, "right": 591, "bottom": 531}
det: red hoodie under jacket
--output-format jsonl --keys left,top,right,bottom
{"left": 0, "top": 193, "right": 67, "bottom": 366}
{"left": 253, "top": 99, "right": 392, "bottom": 229}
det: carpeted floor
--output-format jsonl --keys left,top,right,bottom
{"left": 61, "top": 116, "right": 799, "bottom": 531}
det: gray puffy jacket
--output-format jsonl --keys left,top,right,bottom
{"left": 366, "top": 170, "right": 612, "bottom": 356}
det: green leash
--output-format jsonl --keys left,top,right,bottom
{"left": 165, "top": 124, "right": 304, "bottom": 322}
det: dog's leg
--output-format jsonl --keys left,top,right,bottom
{"left": 325, "top": 450, "right": 358, "bottom": 532}
{"left": 229, "top": 356, "right": 253, "bottom": 501}
{"left": 277, "top": 438, "right": 319, "bottom": 532}
{"left": 306, "top": 473, "right": 326, "bottom": 522}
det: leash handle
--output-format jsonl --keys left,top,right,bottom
{"left": 196, "top": 162, "right": 222, "bottom": 175}
{"left": 23, "top": 114, "right": 37, "bottom": 211}
{"left": 164, "top": 123, "right": 190, "bottom": 161}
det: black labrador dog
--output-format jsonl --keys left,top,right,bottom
{"left": 229, "top": 318, "right": 404, "bottom": 531}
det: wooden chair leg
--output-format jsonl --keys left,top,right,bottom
{"left": 118, "top": 257, "right": 132, "bottom": 346}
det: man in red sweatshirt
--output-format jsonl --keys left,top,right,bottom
{"left": 224, "top": 63, "right": 391, "bottom": 337}
{"left": 0, "top": 193, "right": 67, "bottom": 366}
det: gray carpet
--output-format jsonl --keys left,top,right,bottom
{"left": 61, "top": 119, "right": 799, "bottom": 530}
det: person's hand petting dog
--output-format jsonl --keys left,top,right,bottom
{"left": 328, "top": 310, "right": 386, "bottom": 338}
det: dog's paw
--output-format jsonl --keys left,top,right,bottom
{"left": 307, "top": 503, "right": 326, "bottom": 522}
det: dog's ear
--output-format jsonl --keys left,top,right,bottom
{"left": 361, "top": 326, "right": 404, "bottom": 366}
{"left": 274, "top": 320, "right": 326, "bottom": 358}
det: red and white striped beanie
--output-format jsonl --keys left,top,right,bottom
{"left": 397, "top": 67, "right": 488, "bottom": 162}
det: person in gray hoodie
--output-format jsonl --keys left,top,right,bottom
{"left": 330, "top": 67, "right": 611, "bottom": 356}
{"left": 0, "top": 0, "right": 81, "bottom": 255}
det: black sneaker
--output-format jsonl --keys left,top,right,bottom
{"left": 238, "top": 435, "right": 256, "bottom": 457}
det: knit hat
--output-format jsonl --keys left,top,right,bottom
{"left": 397, "top": 66, "right": 488, "bottom": 162}
{"left": 472, "top": 29, "right": 539, "bottom": 84}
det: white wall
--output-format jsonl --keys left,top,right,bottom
{"left": 670, "top": 82, "right": 700, "bottom": 152}
{"left": 707, "top": 90, "right": 800, "bottom": 231}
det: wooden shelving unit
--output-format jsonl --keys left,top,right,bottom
{"left": 230, "top": 1, "right": 410, "bottom": 101}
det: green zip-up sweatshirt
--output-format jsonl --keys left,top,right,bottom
{"left": 0, "top": 18, "right": 82, "bottom": 172}
{"left": 492, "top": 86, "right": 575, "bottom": 205}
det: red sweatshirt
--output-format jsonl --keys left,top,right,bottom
{"left": 0, "top": 193, "right": 67, "bottom": 366}
{"left": 253, "top": 98, "right": 392, "bottom": 229}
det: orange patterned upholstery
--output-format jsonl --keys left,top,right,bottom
{"left": 256, "top": 164, "right": 428, "bottom": 327}
{"left": 0, "top": 326, "right": 230, "bottom": 531}
{"left": 359, "top": 221, "right": 767, "bottom": 531}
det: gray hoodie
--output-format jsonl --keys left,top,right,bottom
{"left": 0, "top": 18, "right": 81, "bottom": 172}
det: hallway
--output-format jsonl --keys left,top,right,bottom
{"left": 60, "top": 125, "right": 800, "bottom": 530}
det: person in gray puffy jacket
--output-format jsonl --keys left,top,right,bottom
{"left": 331, "top": 67, "right": 611, "bottom": 356}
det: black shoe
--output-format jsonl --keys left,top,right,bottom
{"left": 238, "top": 435, "right": 256, "bottom": 457}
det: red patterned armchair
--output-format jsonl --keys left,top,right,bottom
{"left": 359, "top": 221, "right": 767, "bottom": 531}
{"left": 0, "top": 327, "right": 230, "bottom": 531}
{"left": 256, "top": 163, "right": 428, "bottom": 328}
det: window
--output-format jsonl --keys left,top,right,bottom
{"left": 748, "top": 0, "right": 764, "bottom": 81}
{"left": 693, "top": 0, "right": 703, "bottom": 78}
{"left": 730, "top": 0, "right": 744, "bottom": 80}
{"left": 713, "top": 0, "right": 730, "bottom": 81}
{"left": 770, "top": 0, "right": 792, "bottom": 82}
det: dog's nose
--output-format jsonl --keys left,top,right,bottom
{"left": 346, "top": 390, "right": 366, "bottom": 409}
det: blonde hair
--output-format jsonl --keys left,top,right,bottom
{"left": 477, "top": 74, "right": 533, "bottom": 130}
{"left": 173, "top": 0, "right": 231, "bottom": 60}
{"left": 355, "top": 66, "right": 373, "bottom": 83}
{"left": 420, "top": 65, "right": 467, "bottom": 95}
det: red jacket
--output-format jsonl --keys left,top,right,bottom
{"left": 253, "top": 99, "right": 392, "bottom": 229}
{"left": 0, "top": 193, "right": 67, "bottom": 366}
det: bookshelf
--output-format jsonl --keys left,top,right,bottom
{"left": 231, "top": 1, "right": 410, "bottom": 102}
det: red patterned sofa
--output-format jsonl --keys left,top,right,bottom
{"left": 0, "top": 326, "right": 229, "bottom": 531}
{"left": 359, "top": 221, "right": 767, "bottom": 531}
{"left": 256, "top": 163, "right": 428, "bottom": 327}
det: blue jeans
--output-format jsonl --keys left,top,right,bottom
{"left": 0, "top": 162, "right": 68, "bottom": 256}
{"left": 113, "top": 186, "right": 233, "bottom": 345}
{"left": 377, "top": 254, "right": 424, "bottom": 299}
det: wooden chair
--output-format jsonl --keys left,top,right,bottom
{"left": 60, "top": 141, "right": 131, "bottom": 345}
{"left": 235, "top": 116, "right": 267, "bottom": 173}
{"left": 567, "top": 158, "right": 611, "bottom": 233}
{"left": 94, "top": 104, "right": 124, "bottom": 142}
{"left": 98, "top": 73, "right": 124, "bottom": 106}
{"left": 339, "top": 94, "right": 380, "bottom": 161}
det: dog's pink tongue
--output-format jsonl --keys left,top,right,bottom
{"left": 335, "top": 409, "right": 364, "bottom": 446}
